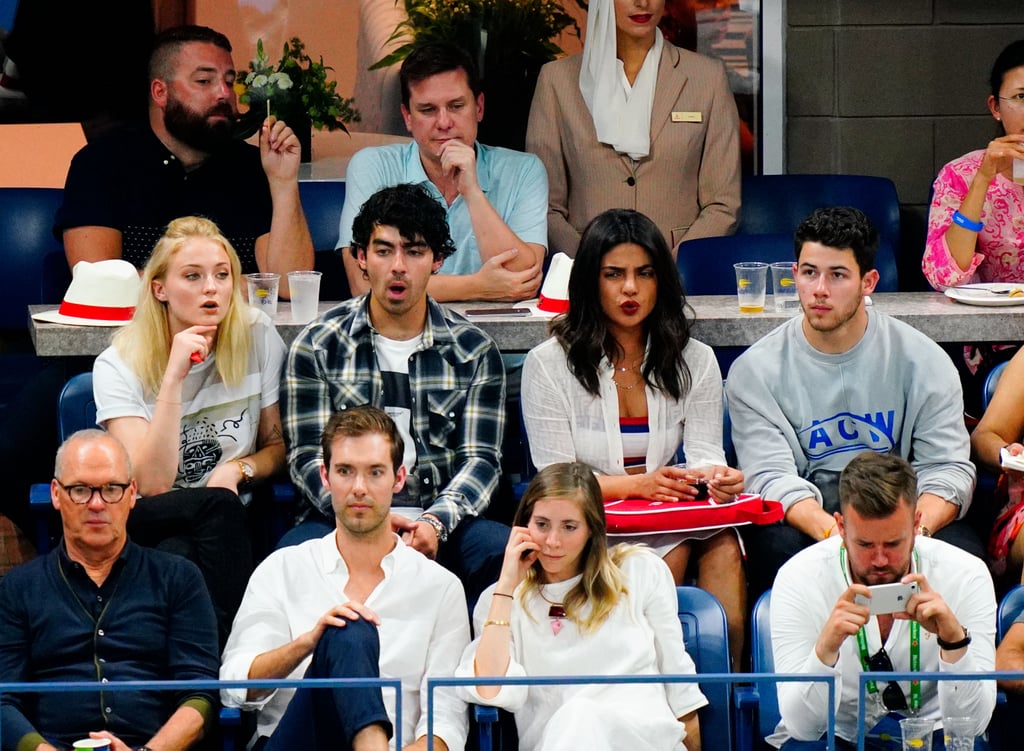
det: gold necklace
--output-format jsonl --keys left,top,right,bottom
{"left": 614, "top": 376, "right": 643, "bottom": 391}
{"left": 614, "top": 356, "right": 643, "bottom": 373}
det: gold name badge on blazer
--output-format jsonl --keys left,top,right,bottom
{"left": 671, "top": 111, "right": 702, "bottom": 123}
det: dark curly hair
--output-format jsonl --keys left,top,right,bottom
{"left": 793, "top": 206, "right": 878, "bottom": 276}
{"left": 349, "top": 183, "right": 456, "bottom": 261}
{"left": 550, "top": 209, "right": 692, "bottom": 399}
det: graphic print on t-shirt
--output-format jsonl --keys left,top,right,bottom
{"left": 178, "top": 397, "right": 255, "bottom": 485}
{"left": 375, "top": 332, "right": 424, "bottom": 506}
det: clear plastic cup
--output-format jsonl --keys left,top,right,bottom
{"left": 246, "top": 272, "right": 280, "bottom": 317}
{"left": 942, "top": 717, "right": 975, "bottom": 751}
{"left": 899, "top": 716, "right": 934, "bottom": 751}
{"left": 287, "top": 270, "right": 322, "bottom": 324}
{"left": 770, "top": 261, "right": 800, "bottom": 314}
{"left": 734, "top": 262, "right": 768, "bottom": 313}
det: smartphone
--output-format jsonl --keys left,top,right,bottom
{"left": 854, "top": 581, "right": 919, "bottom": 615}
{"left": 689, "top": 480, "right": 709, "bottom": 501}
{"left": 464, "top": 308, "right": 530, "bottom": 317}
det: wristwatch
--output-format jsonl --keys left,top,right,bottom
{"left": 417, "top": 514, "right": 448, "bottom": 543}
{"left": 236, "top": 460, "right": 255, "bottom": 486}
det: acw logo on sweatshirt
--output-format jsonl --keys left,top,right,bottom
{"left": 799, "top": 410, "right": 897, "bottom": 460}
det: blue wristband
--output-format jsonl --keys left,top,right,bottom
{"left": 952, "top": 210, "right": 984, "bottom": 233}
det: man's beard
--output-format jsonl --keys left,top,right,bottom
{"left": 164, "top": 96, "right": 235, "bottom": 153}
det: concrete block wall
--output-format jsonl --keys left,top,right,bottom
{"left": 785, "top": 0, "right": 1024, "bottom": 290}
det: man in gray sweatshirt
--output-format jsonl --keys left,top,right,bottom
{"left": 726, "top": 206, "right": 981, "bottom": 599}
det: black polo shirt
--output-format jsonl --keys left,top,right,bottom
{"left": 55, "top": 126, "right": 273, "bottom": 273}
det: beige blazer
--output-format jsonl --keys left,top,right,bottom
{"left": 526, "top": 43, "right": 741, "bottom": 257}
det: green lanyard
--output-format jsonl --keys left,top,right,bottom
{"left": 839, "top": 545, "right": 922, "bottom": 711}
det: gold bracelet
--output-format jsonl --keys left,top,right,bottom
{"left": 483, "top": 619, "right": 510, "bottom": 628}
{"left": 822, "top": 523, "right": 837, "bottom": 539}
{"left": 156, "top": 397, "right": 182, "bottom": 405}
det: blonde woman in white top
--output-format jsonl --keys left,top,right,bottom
{"left": 459, "top": 462, "right": 708, "bottom": 750}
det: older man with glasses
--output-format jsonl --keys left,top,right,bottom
{"left": 0, "top": 429, "right": 219, "bottom": 751}
{"left": 766, "top": 451, "right": 996, "bottom": 750}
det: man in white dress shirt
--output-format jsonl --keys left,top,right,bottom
{"left": 768, "top": 451, "right": 995, "bottom": 749}
{"left": 220, "top": 405, "right": 469, "bottom": 750}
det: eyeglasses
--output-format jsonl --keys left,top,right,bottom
{"left": 999, "top": 93, "right": 1024, "bottom": 109}
{"left": 57, "top": 482, "right": 130, "bottom": 504}
{"left": 867, "top": 647, "right": 908, "bottom": 711}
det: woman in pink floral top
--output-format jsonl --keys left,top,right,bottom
{"left": 923, "top": 39, "right": 1024, "bottom": 290}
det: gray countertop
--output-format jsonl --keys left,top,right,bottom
{"left": 28, "top": 292, "right": 1024, "bottom": 357}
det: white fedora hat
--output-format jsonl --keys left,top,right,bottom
{"left": 32, "top": 259, "right": 141, "bottom": 326}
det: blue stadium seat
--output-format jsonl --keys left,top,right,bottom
{"left": 984, "top": 361, "right": 1009, "bottom": 412}
{"left": 299, "top": 180, "right": 351, "bottom": 301}
{"left": 677, "top": 174, "right": 901, "bottom": 295}
{"left": 30, "top": 373, "right": 297, "bottom": 554}
{"left": 735, "top": 589, "right": 776, "bottom": 751}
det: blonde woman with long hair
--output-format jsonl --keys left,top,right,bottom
{"left": 92, "top": 215, "right": 287, "bottom": 645}
{"left": 457, "top": 462, "right": 707, "bottom": 751}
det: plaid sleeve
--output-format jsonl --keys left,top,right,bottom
{"left": 426, "top": 339, "right": 506, "bottom": 531}
{"left": 283, "top": 330, "right": 333, "bottom": 516}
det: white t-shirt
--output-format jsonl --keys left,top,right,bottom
{"left": 92, "top": 309, "right": 286, "bottom": 495}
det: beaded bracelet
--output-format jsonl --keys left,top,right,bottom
{"left": 952, "top": 210, "right": 984, "bottom": 233}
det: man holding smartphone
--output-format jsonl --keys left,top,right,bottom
{"left": 767, "top": 452, "right": 995, "bottom": 749}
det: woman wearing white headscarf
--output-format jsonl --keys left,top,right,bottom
{"left": 526, "top": 0, "right": 741, "bottom": 258}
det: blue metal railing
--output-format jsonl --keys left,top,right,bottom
{"left": 0, "top": 677, "right": 403, "bottom": 749}
{"left": 428, "top": 671, "right": 836, "bottom": 751}
{"left": 855, "top": 670, "right": 1024, "bottom": 751}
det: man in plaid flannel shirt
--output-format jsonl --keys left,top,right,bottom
{"left": 282, "top": 183, "right": 509, "bottom": 606}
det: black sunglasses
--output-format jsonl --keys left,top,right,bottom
{"left": 868, "top": 647, "right": 908, "bottom": 711}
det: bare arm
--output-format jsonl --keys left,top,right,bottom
{"left": 972, "top": 348, "right": 1024, "bottom": 473}
{"left": 472, "top": 527, "right": 537, "bottom": 698}
{"left": 425, "top": 251, "right": 543, "bottom": 302}
{"left": 105, "top": 326, "right": 216, "bottom": 495}
{"left": 246, "top": 602, "right": 380, "bottom": 701}
{"left": 785, "top": 498, "right": 838, "bottom": 541}
{"left": 681, "top": 711, "right": 701, "bottom": 751}
{"left": 63, "top": 226, "right": 123, "bottom": 268}
{"left": 206, "top": 403, "right": 286, "bottom": 493}
{"left": 135, "top": 704, "right": 207, "bottom": 751}
{"left": 997, "top": 622, "right": 1024, "bottom": 694}
{"left": 942, "top": 134, "right": 1024, "bottom": 271}
{"left": 257, "top": 117, "right": 314, "bottom": 298}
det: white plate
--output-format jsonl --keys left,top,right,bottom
{"left": 944, "top": 283, "right": 1024, "bottom": 307}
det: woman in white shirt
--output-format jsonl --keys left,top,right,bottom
{"left": 521, "top": 207, "right": 745, "bottom": 666}
{"left": 92, "top": 215, "right": 287, "bottom": 645}
{"left": 459, "top": 461, "right": 708, "bottom": 750}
